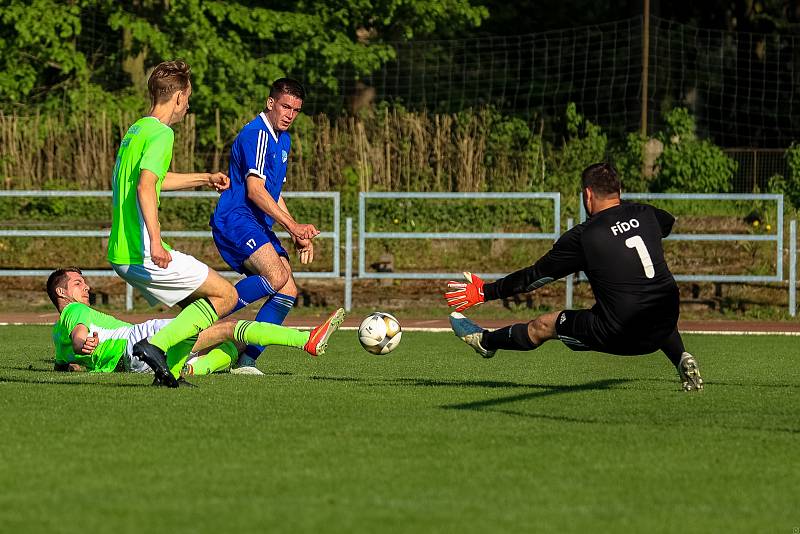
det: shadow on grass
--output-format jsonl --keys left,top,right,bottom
{"left": 308, "top": 375, "right": 362, "bottom": 382}
{"left": 635, "top": 377, "right": 800, "bottom": 389}
{"left": 0, "top": 374, "right": 151, "bottom": 388}
{"left": 392, "top": 377, "right": 626, "bottom": 390}
{"left": 310, "top": 373, "right": 800, "bottom": 392}
{"left": 488, "top": 406, "right": 800, "bottom": 434}
{"left": 7, "top": 366, "right": 57, "bottom": 373}
{"left": 306, "top": 376, "right": 630, "bottom": 390}
{"left": 433, "top": 378, "right": 800, "bottom": 434}
{"left": 440, "top": 378, "right": 629, "bottom": 411}
{"left": 305, "top": 374, "right": 800, "bottom": 433}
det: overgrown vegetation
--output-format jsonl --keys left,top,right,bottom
{"left": 651, "top": 108, "right": 737, "bottom": 193}
{"left": 768, "top": 143, "right": 800, "bottom": 209}
{"left": 0, "top": 104, "right": 737, "bottom": 208}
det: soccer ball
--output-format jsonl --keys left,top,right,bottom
{"left": 358, "top": 312, "right": 402, "bottom": 355}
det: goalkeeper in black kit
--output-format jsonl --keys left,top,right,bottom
{"left": 444, "top": 162, "right": 703, "bottom": 392}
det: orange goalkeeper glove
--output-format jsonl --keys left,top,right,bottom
{"left": 444, "top": 272, "right": 485, "bottom": 312}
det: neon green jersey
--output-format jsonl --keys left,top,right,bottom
{"left": 108, "top": 117, "right": 174, "bottom": 264}
{"left": 52, "top": 302, "right": 133, "bottom": 373}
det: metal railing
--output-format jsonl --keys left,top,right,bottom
{"left": 0, "top": 190, "right": 340, "bottom": 310}
{"left": 579, "top": 193, "right": 785, "bottom": 282}
{"left": 790, "top": 219, "right": 797, "bottom": 317}
{"left": 3, "top": 190, "right": 800, "bottom": 316}
{"left": 358, "top": 192, "right": 561, "bottom": 281}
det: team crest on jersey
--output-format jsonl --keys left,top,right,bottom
{"left": 282, "top": 150, "right": 288, "bottom": 163}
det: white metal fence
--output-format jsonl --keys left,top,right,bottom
{"left": 0, "top": 190, "right": 340, "bottom": 310}
{"left": 2, "top": 190, "right": 799, "bottom": 315}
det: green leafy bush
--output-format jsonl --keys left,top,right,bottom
{"left": 544, "top": 102, "right": 607, "bottom": 215}
{"left": 652, "top": 108, "right": 737, "bottom": 193}
{"left": 484, "top": 111, "right": 544, "bottom": 192}
{"left": 612, "top": 133, "right": 653, "bottom": 193}
{"left": 768, "top": 144, "right": 800, "bottom": 209}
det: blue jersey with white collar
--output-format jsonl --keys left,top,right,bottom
{"left": 211, "top": 112, "right": 291, "bottom": 231}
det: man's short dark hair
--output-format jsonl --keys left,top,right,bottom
{"left": 46, "top": 267, "right": 82, "bottom": 307}
{"left": 581, "top": 162, "right": 621, "bottom": 197}
{"left": 269, "top": 78, "right": 306, "bottom": 101}
{"left": 148, "top": 60, "right": 191, "bottom": 106}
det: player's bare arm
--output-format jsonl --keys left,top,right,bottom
{"left": 278, "top": 195, "right": 315, "bottom": 264}
{"left": 137, "top": 169, "right": 171, "bottom": 268}
{"left": 278, "top": 196, "right": 317, "bottom": 264}
{"left": 81, "top": 332, "right": 99, "bottom": 355}
{"left": 293, "top": 236, "right": 314, "bottom": 265}
{"left": 162, "top": 171, "right": 230, "bottom": 192}
{"left": 245, "top": 175, "right": 320, "bottom": 240}
{"left": 69, "top": 323, "right": 98, "bottom": 355}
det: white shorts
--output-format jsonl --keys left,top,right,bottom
{"left": 112, "top": 250, "right": 209, "bottom": 307}
{"left": 123, "top": 319, "right": 172, "bottom": 373}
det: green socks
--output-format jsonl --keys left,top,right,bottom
{"left": 151, "top": 298, "right": 219, "bottom": 353}
{"left": 163, "top": 319, "right": 313, "bottom": 378}
{"left": 189, "top": 342, "right": 238, "bottom": 375}
{"left": 233, "top": 320, "right": 309, "bottom": 348}
{"left": 166, "top": 337, "right": 196, "bottom": 379}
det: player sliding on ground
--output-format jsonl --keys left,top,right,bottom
{"left": 444, "top": 162, "right": 703, "bottom": 392}
{"left": 47, "top": 268, "right": 344, "bottom": 381}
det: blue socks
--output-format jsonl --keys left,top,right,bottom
{"left": 232, "top": 275, "right": 277, "bottom": 314}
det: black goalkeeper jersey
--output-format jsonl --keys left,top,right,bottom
{"left": 484, "top": 202, "right": 679, "bottom": 334}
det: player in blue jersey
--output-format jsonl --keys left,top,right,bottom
{"left": 211, "top": 78, "right": 320, "bottom": 374}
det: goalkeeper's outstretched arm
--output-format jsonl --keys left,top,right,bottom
{"left": 445, "top": 226, "right": 586, "bottom": 311}
{"left": 485, "top": 227, "right": 586, "bottom": 301}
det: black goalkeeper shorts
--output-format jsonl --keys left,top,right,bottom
{"left": 554, "top": 308, "right": 675, "bottom": 356}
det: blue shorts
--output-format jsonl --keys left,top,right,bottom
{"left": 211, "top": 217, "right": 288, "bottom": 275}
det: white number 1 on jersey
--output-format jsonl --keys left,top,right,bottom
{"left": 625, "top": 235, "right": 655, "bottom": 278}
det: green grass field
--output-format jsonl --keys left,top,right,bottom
{"left": 1, "top": 325, "right": 798, "bottom": 533}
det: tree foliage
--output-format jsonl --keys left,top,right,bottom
{"left": 0, "top": 0, "right": 487, "bottom": 141}
{"left": 0, "top": 0, "right": 87, "bottom": 104}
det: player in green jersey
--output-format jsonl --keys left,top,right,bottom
{"left": 47, "top": 268, "right": 345, "bottom": 379}
{"left": 108, "top": 60, "right": 242, "bottom": 387}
